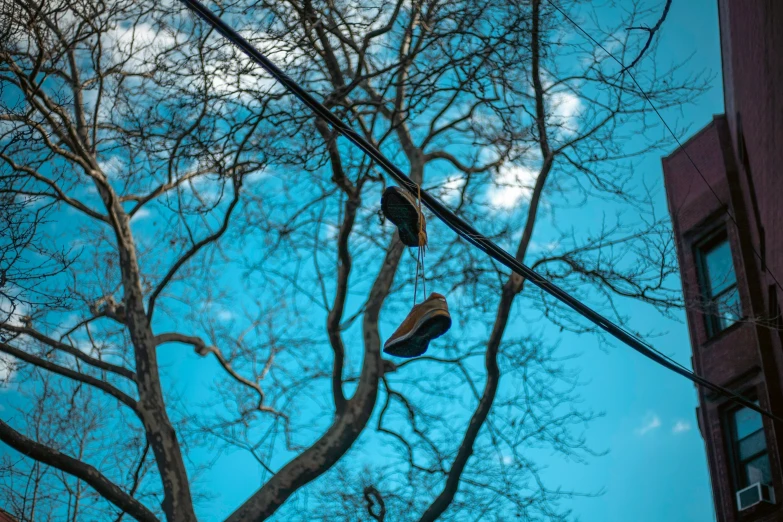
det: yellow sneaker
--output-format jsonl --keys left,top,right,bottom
{"left": 383, "top": 293, "right": 451, "bottom": 358}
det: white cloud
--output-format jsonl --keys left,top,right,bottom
{"left": 76, "top": 341, "right": 95, "bottom": 356}
{"left": 53, "top": 338, "right": 100, "bottom": 371}
{"left": 548, "top": 90, "right": 582, "bottom": 136}
{"left": 131, "top": 207, "right": 151, "bottom": 221}
{"left": 672, "top": 420, "right": 691, "bottom": 434}
{"left": 320, "top": 222, "right": 340, "bottom": 243}
{"left": 183, "top": 171, "right": 231, "bottom": 207}
{"left": 0, "top": 297, "right": 27, "bottom": 329}
{"left": 635, "top": 413, "right": 661, "bottom": 436}
{"left": 487, "top": 164, "right": 539, "bottom": 210}
{"left": 470, "top": 109, "right": 502, "bottom": 131}
{"left": 99, "top": 156, "right": 124, "bottom": 178}
{"left": 529, "top": 240, "right": 560, "bottom": 253}
{"left": 0, "top": 353, "right": 16, "bottom": 386}
{"left": 0, "top": 120, "right": 16, "bottom": 143}
{"left": 602, "top": 34, "right": 625, "bottom": 58}
{"left": 217, "top": 309, "right": 234, "bottom": 322}
{"left": 538, "top": 75, "right": 582, "bottom": 136}
{"left": 14, "top": 194, "right": 45, "bottom": 209}
{"left": 440, "top": 175, "right": 467, "bottom": 205}
{"left": 0, "top": 298, "right": 26, "bottom": 385}
{"left": 204, "top": 29, "right": 305, "bottom": 100}
{"left": 494, "top": 453, "right": 514, "bottom": 465}
{"left": 244, "top": 169, "right": 269, "bottom": 187}
{"left": 100, "top": 20, "right": 295, "bottom": 110}
{"left": 201, "top": 301, "right": 236, "bottom": 323}
{"left": 105, "top": 22, "right": 178, "bottom": 75}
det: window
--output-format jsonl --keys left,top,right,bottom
{"left": 729, "top": 405, "right": 771, "bottom": 488}
{"left": 697, "top": 232, "right": 741, "bottom": 336}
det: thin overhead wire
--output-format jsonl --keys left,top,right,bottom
{"left": 178, "top": 0, "right": 783, "bottom": 424}
{"left": 546, "top": 0, "right": 783, "bottom": 297}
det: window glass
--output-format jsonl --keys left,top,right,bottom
{"left": 704, "top": 239, "right": 737, "bottom": 294}
{"left": 738, "top": 430, "right": 766, "bottom": 460}
{"left": 731, "top": 406, "right": 771, "bottom": 488}
{"left": 714, "top": 288, "right": 741, "bottom": 330}
{"left": 698, "top": 233, "right": 740, "bottom": 336}
{"left": 734, "top": 406, "right": 763, "bottom": 439}
{"left": 745, "top": 455, "right": 772, "bottom": 484}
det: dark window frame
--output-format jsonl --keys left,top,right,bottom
{"left": 725, "top": 399, "right": 771, "bottom": 491}
{"left": 695, "top": 228, "right": 741, "bottom": 337}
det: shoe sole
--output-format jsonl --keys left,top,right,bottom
{"left": 383, "top": 310, "right": 451, "bottom": 358}
{"left": 382, "top": 188, "right": 422, "bottom": 247}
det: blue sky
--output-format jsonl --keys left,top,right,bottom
{"left": 151, "top": 0, "right": 726, "bottom": 520}
{"left": 0, "top": 0, "right": 726, "bottom": 519}
{"left": 532, "top": 1, "right": 724, "bottom": 520}
{"left": 161, "top": 0, "right": 726, "bottom": 519}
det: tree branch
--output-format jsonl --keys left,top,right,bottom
{"left": 0, "top": 152, "right": 109, "bottom": 223}
{"left": 2, "top": 324, "right": 136, "bottom": 382}
{"left": 0, "top": 418, "right": 157, "bottom": 522}
{"left": 146, "top": 175, "right": 243, "bottom": 320}
{"left": 423, "top": 150, "right": 503, "bottom": 175}
{"left": 418, "top": 2, "right": 555, "bottom": 519}
{"left": 226, "top": 237, "right": 405, "bottom": 521}
{"left": 0, "top": 342, "right": 138, "bottom": 412}
{"left": 622, "top": 0, "right": 672, "bottom": 73}
{"left": 364, "top": 485, "right": 386, "bottom": 522}
{"left": 154, "top": 333, "right": 274, "bottom": 413}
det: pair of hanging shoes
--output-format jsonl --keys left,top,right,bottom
{"left": 381, "top": 186, "right": 452, "bottom": 358}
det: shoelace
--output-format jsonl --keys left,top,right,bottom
{"left": 413, "top": 182, "right": 427, "bottom": 305}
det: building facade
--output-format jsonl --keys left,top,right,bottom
{"left": 662, "top": 1, "right": 783, "bottom": 520}
{"left": 0, "top": 509, "right": 17, "bottom": 522}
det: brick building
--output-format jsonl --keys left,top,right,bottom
{"left": 661, "top": 1, "right": 783, "bottom": 520}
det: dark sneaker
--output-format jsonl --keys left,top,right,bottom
{"left": 381, "top": 186, "right": 427, "bottom": 248}
{"left": 384, "top": 293, "right": 451, "bottom": 358}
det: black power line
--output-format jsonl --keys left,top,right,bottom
{"left": 177, "top": 0, "right": 783, "bottom": 424}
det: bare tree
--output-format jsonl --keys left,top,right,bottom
{"left": 0, "top": 372, "right": 156, "bottom": 521}
{"left": 0, "top": 182, "right": 72, "bottom": 336}
{"left": 0, "top": 0, "right": 705, "bottom": 520}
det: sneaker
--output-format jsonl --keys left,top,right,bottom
{"left": 384, "top": 293, "right": 451, "bottom": 358}
{"left": 381, "top": 186, "right": 427, "bottom": 248}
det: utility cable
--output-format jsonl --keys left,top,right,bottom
{"left": 178, "top": 0, "right": 783, "bottom": 424}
